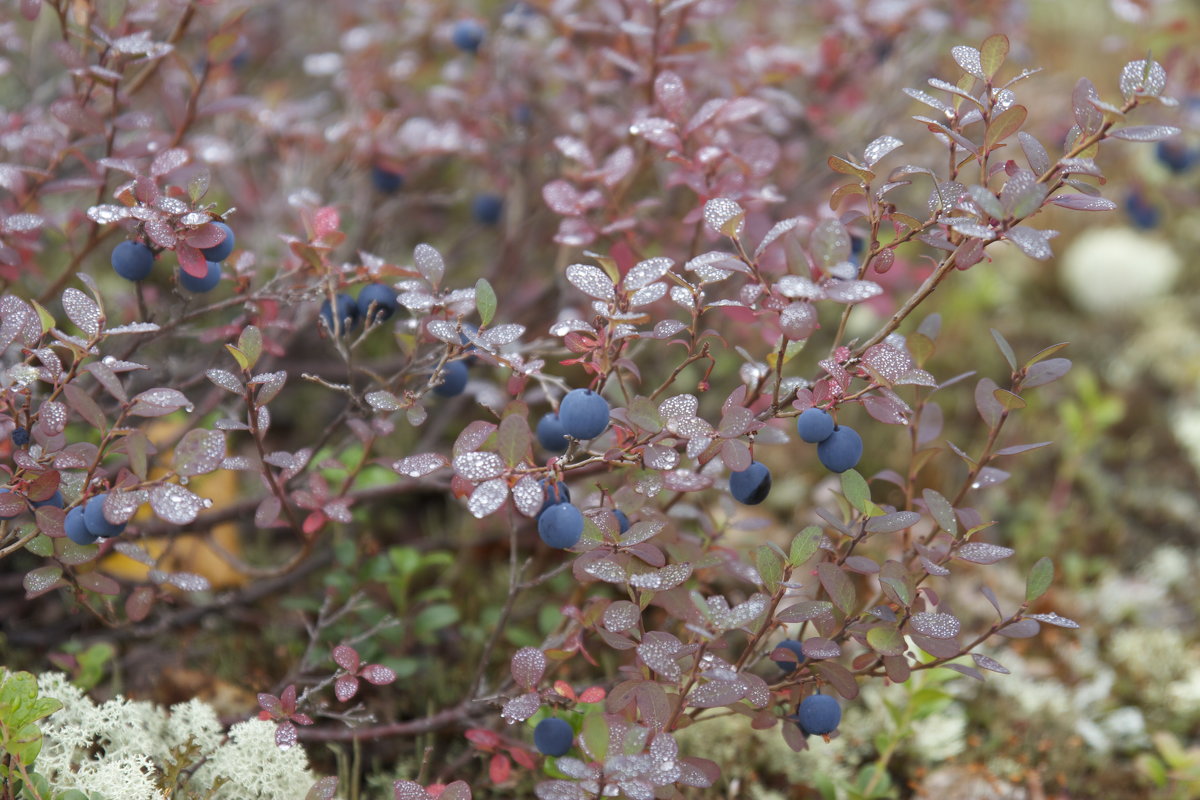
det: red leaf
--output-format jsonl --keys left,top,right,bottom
{"left": 332, "top": 645, "right": 359, "bottom": 673}
{"left": 577, "top": 686, "right": 606, "bottom": 703}
{"left": 258, "top": 693, "right": 282, "bottom": 716}
{"left": 177, "top": 242, "right": 209, "bottom": 278}
{"left": 314, "top": 206, "right": 340, "bottom": 237}
{"left": 465, "top": 728, "right": 501, "bottom": 750}
{"left": 303, "top": 510, "right": 327, "bottom": 535}
{"left": 509, "top": 747, "right": 537, "bottom": 769}
{"left": 488, "top": 753, "right": 511, "bottom": 784}
{"left": 186, "top": 222, "right": 228, "bottom": 249}
{"left": 280, "top": 684, "right": 297, "bottom": 712}
{"left": 552, "top": 680, "right": 576, "bottom": 700}
{"left": 361, "top": 664, "right": 396, "bottom": 685}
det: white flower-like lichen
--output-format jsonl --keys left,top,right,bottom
{"left": 29, "top": 672, "right": 320, "bottom": 799}
{"left": 191, "top": 718, "right": 317, "bottom": 799}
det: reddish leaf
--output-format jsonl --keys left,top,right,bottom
{"left": 578, "top": 686, "right": 606, "bottom": 703}
{"left": 361, "top": 664, "right": 396, "bottom": 685}
{"left": 465, "top": 728, "right": 500, "bottom": 749}
{"left": 489, "top": 753, "right": 511, "bottom": 783}
{"left": 334, "top": 674, "right": 359, "bottom": 702}
{"left": 177, "top": 242, "right": 209, "bottom": 278}
{"left": 333, "top": 645, "right": 360, "bottom": 673}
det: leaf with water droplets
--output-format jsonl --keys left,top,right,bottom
{"left": 1026, "top": 612, "right": 1078, "bottom": 629}
{"left": 174, "top": 429, "right": 225, "bottom": 476}
{"left": 366, "top": 391, "right": 402, "bottom": 412}
{"left": 166, "top": 572, "right": 210, "bottom": 592}
{"left": 955, "top": 541, "right": 1014, "bottom": 564}
{"left": 467, "top": 479, "right": 508, "bottom": 519}
{"left": 565, "top": 263, "right": 615, "bottom": 302}
{"left": 24, "top": 565, "right": 64, "bottom": 597}
{"left": 922, "top": 488, "right": 957, "bottom": 535}
{"left": 130, "top": 387, "right": 192, "bottom": 417}
{"left": 623, "top": 257, "right": 674, "bottom": 292}
{"left": 501, "top": 691, "right": 541, "bottom": 723}
{"left": 413, "top": 243, "right": 444, "bottom": 289}
{"left": 453, "top": 452, "right": 505, "bottom": 481}
{"left": 1108, "top": 125, "right": 1181, "bottom": 142}
{"left": 151, "top": 483, "right": 205, "bottom": 525}
{"left": 62, "top": 288, "right": 101, "bottom": 337}
{"left": 952, "top": 45, "right": 984, "bottom": 78}
{"left": 629, "top": 562, "right": 690, "bottom": 591}
{"left": 1119, "top": 59, "right": 1167, "bottom": 100}
{"left": 1004, "top": 227, "right": 1056, "bottom": 260}
{"left": 511, "top": 647, "right": 546, "bottom": 690}
{"left": 863, "top": 135, "right": 902, "bottom": 166}
{"left": 972, "top": 653, "right": 1010, "bottom": 674}
{"left": 909, "top": 611, "right": 961, "bottom": 639}
{"left": 603, "top": 601, "right": 641, "bottom": 633}
{"left": 823, "top": 279, "right": 882, "bottom": 304}
{"left": 703, "top": 198, "right": 744, "bottom": 237}
{"left": 150, "top": 147, "right": 189, "bottom": 177}
{"left": 482, "top": 323, "right": 525, "bottom": 346}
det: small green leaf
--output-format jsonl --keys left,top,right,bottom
{"left": 497, "top": 414, "right": 532, "bottom": 468}
{"left": 225, "top": 344, "right": 249, "bottom": 371}
{"left": 979, "top": 34, "right": 1009, "bottom": 81}
{"left": 626, "top": 396, "right": 662, "bottom": 433}
{"left": 866, "top": 626, "right": 907, "bottom": 656}
{"left": 789, "top": 526, "right": 822, "bottom": 566}
{"left": 1026, "top": 556, "right": 1054, "bottom": 602}
{"left": 840, "top": 470, "right": 872, "bottom": 515}
{"left": 922, "top": 489, "right": 957, "bottom": 535}
{"left": 990, "top": 328, "right": 1017, "bottom": 371}
{"left": 30, "top": 300, "right": 55, "bottom": 335}
{"left": 1024, "top": 341, "right": 1070, "bottom": 368}
{"left": 475, "top": 278, "right": 496, "bottom": 327}
{"left": 993, "top": 388, "right": 1026, "bottom": 410}
{"left": 237, "top": 325, "right": 263, "bottom": 370}
{"left": 756, "top": 545, "right": 783, "bottom": 593}
{"left": 581, "top": 712, "right": 608, "bottom": 761}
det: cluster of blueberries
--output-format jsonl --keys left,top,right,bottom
{"left": 319, "top": 283, "right": 399, "bottom": 338}
{"left": 371, "top": 161, "right": 504, "bottom": 226}
{"left": 770, "top": 638, "right": 842, "bottom": 735}
{"left": 110, "top": 220, "right": 235, "bottom": 293}
{"left": 63, "top": 492, "right": 126, "bottom": 546}
{"left": 533, "top": 389, "right": 617, "bottom": 550}
{"left": 796, "top": 407, "right": 863, "bottom": 474}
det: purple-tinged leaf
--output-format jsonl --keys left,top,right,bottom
{"left": 1004, "top": 226, "right": 1057, "bottom": 260}
{"left": 334, "top": 675, "right": 359, "bottom": 702}
{"left": 909, "top": 612, "right": 961, "bottom": 639}
{"left": 865, "top": 511, "right": 921, "bottom": 534}
{"left": 1000, "top": 169, "right": 1047, "bottom": 218}
{"left": 955, "top": 542, "right": 1014, "bottom": 564}
{"left": 333, "top": 645, "right": 359, "bottom": 672}
{"left": 941, "top": 663, "right": 985, "bottom": 681}
{"left": 150, "top": 483, "right": 204, "bottom": 525}
{"left": 361, "top": 664, "right": 396, "bottom": 685}
{"left": 994, "top": 441, "right": 1051, "bottom": 457}
{"left": 307, "top": 777, "right": 340, "bottom": 800}
{"left": 1023, "top": 357, "right": 1071, "bottom": 388}
{"left": 1119, "top": 59, "right": 1167, "bottom": 100}
{"left": 997, "top": 618, "right": 1040, "bottom": 638}
{"left": 174, "top": 429, "right": 225, "bottom": 476}
{"left": 413, "top": 244, "right": 444, "bottom": 289}
{"left": 392, "top": 453, "right": 447, "bottom": 478}
{"left": 500, "top": 691, "right": 541, "bottom": 723}
{"left": 812, "top": 661, "right": 859, "bottom": 700}
{"left": 951, "top": 45, "right": 984, "bottom": 78}
{"left": 1027, "top": 612, "right": 1079, "bottom": 629}
{"left": 1048, "top": 194, "right": 1117, "bottom": 211}
{"left": 817, "top": 563, "right": 856, "bottom": 615}
{"left": 972, "top": 653, "right": 1010, "bottom": 674}
{"left": 801, "top": 637, "right": 841, "bottom": 660}
{"left": 687, "top": 680, "right": 747, "bottom": 708}
{"left": 511, "top": 647, "right": 546, "bottom": 690}
{"left": 393, "top": 781, "right": 433, "bottom": 800}
{"left": 863, "top": 135, "right": 903, "bottom": 166}
{"left": 130, "top": 388, "right": 191, "bottom": 417}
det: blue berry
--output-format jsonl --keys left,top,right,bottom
{"left": 538, "top": 479, "right": 571, "bottom": 515}
{"left": 320, "top": 294, "right": 360, "bottom": 336}
{"left": 729, "top": 461, "right": 771, "bottom": 505}
{"left": 533, "top": 717, "right": 574, "bottom": 757}
{"left": 432, "top": 360, "right": 469, "bottom": 397}
{"left": 200, "top": 221, "right": 235, "bottom": 262}
{"left": 612, "top": 508, "right": 630, "bottom": 535}
{"left": 1125, "top": 189, "right": 1160, "bottom": 230}
{"left": 178, "top": 261, "right": 222, "bottom": 293}
{"left": 451, "top": 19, "right": 486, "bottom": 54}
{"left": 537, "top": 503, "right": 583, "bottom": 549}
{"left": 33, "top": 490, "right": 64, "bottom": 509}
{"left": 11, "top": 428, "right": 29, "bottom": 447}
{"left": 65, "top": 506, "right": 98, "bottom": 546}
{"left": 558, "top": 389, "right": 609, "bottom": 440}
{"left": 471, "top": 193, "right": 503, "bottom": 225}
{"left": 82, "top": 493, "right": 126, "bottom": 538}
{"left": 111, "top": 241, "right": 155, "bottom": 281}
{"left": 371, "top": 165, "right": 404, "bottom": 194}
{"left": 817, "top": 426, "right": 863, "bottom": 473}
{"left": 796, "top": 407, "right": 835, "bottom": 443}
{"left": 536, "top": 413, "right": 569, "bottom": 453}
{"left": 357, "top": 284, "right": 398, "bottom": 325}
{"left": 795, "top": 693, "right": 841, "bottom": 736}
{"left": 1156, "top": 139, "right": 1196, "bottom": 173}
{"left": 771, "top": 639, "right": 806, "bottom": 672}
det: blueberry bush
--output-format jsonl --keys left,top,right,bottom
{"left": 0, "top": 1, "right": 1196, "bottom": 798}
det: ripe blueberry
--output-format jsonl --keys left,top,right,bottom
{"left": 537, "top": 502, "right": 583, "bottom": 549}
{"left": 558, "top": 389, "right": 609, "bottom": 440}
{"left": 432, "top": 360, "right": 469, "bottom": 397}
{"left": 357, "top": 284, "right": 398, "bottom": 325}
{"left": 533, "top": 717, "right": 574, "bottom": 757}
{"left": 771, "top": 639, "right": 806, "bottom": 672}
{"left": 796, "top": 693, "right": 841, "bottom": 736}
{"left": 320, "top": 294, "right": 360, "bottom": 336}
{"left": 65, "top": 506, "right": 98, "bottom": 546}
{"left": 451, "top": 19, "right": 485, "bottom": 53}
{"left": 178, "top": 261, "right": 222, "bottom": 293}
{"left": 538, "top": 479, "right": 571, "bottom": 515}
{"left": 729, "top": 461, "right": 771, "bottom": 505}
{"left": 1125, "top": 189, "right": 1160, "bottom": 230}
{"left": 33, "top": 490, "right": 64, "bottom": 509}
{"left": 536, "top": 413, "right": 569, "bottom": 453}
{"left": 82, "top": 493, "right": 126, "bottom": 538}
{"left": 612, "top": 508, "right": 630, "bottom": 535}
{"left": 796, "top": 407, "right": 835, "bottom": 443}
{"left": 817, "top": 426, "right": 863, "bottom": 473}
{"left": 111, "top": 241, "right": 155, "bottom": 281}
{"left": 1156, "top": 139, "right": 1196, "bottom": 173}
{"left": 471, "top": 193, "right": 503, "bottom": 225}
{"left": 200, "top": 221, "right": 235, "bottom": 262}
{"left": 10, "top": 428, "right": 29, "bottom": 447}
{"left": 371, "top": 165, "right": 404, "bottom": 194}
